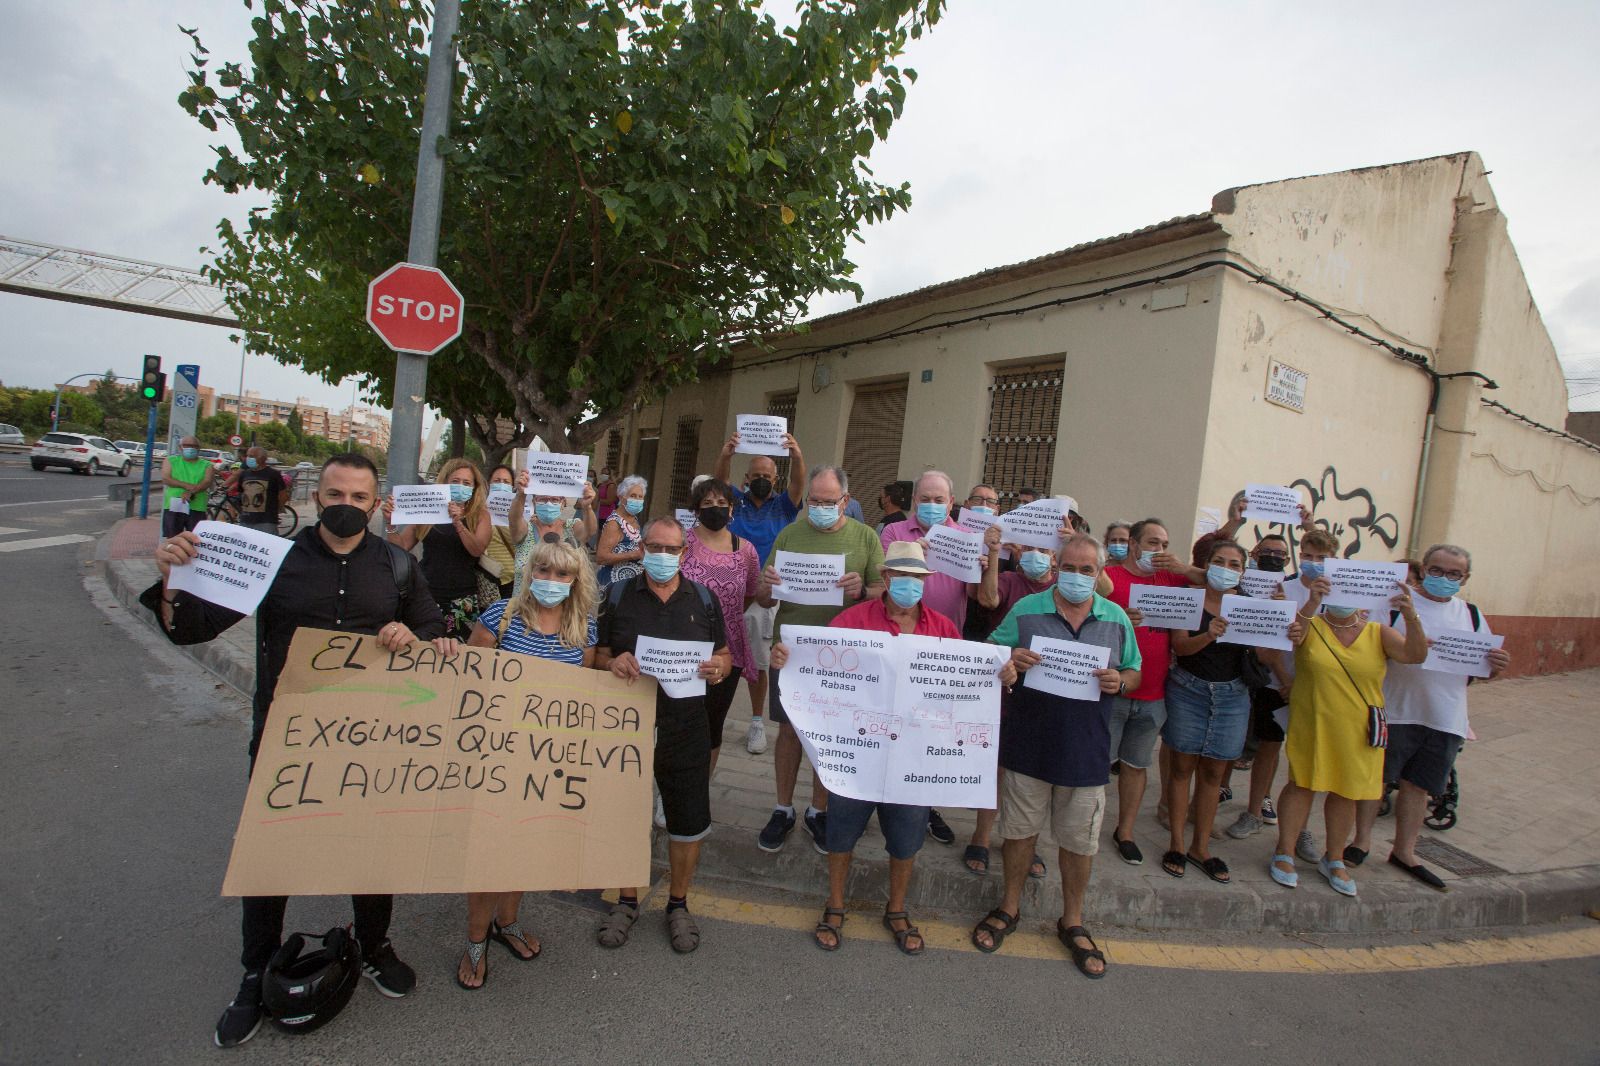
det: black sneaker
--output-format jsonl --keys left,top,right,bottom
{"left": 213, "top": 970, "right": 263, "bottom": 1048}
{"left": 927, "top": 809, "right": 955, "bottom": 845}
{"left": 361, "top": 939, "right": 416, "bottom": 998}
{"left": 804, "top": 808, "right": 828, "bottom": 855}
{"left": 1219, "top": 786, "right": 1233, "bottom": 804}
{"left": 757, "top": 808, "right": 796, "bottom": 853}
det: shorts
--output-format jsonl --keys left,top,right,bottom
{"left": 704, "top": 667, "right": 744, "bottom": 749}
{"left": 1384, "top": 723, "right": 1462, "bottom": 796}
{"left": 998, "top": 770, "right": 1105, "bottom": 855}
{"left": 1108, "top": 697, "right": 1166, "bottom": 769}
{"left": 824, "top": 794, "right": 928, "bottom": 860}
{"left": 1162, "top": 667, "right": 1251, "bottom": 761}
{"left": 161, "top": 508, "right": 199, "bottom": 540}
{"left": 1252, "top": 687, "right": 1287, "bottom": 744}
{"left": 743, "top": 603, "right": 776, "bottom": 670}
{"left": 654, "top": 759, "right": 712, "bottom": 843}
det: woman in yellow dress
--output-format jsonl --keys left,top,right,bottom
{"left": 1269, "top": 561, "right": 1427, "bottom": 897}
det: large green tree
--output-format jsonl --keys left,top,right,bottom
{"left": 179, "top": 0, "right": 942, "bottom": 464}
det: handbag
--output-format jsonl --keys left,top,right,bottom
{"left": 1240, "top": 648, "right": 1274, "bottom": 690}
{"left": 1311, "top": 621, "right": 1386, "bottom": 748}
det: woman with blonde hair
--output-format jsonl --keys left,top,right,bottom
{"left": 454, "top": 538, "right": 600, "bottom": 989}
{"left": 384, "top": 457, "right": 493, "bottom": 639}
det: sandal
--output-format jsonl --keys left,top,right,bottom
{"left": 1161, "top": 850, "right": 1186, "bottom": 878}
{"left": 1187, "top": 853, "right": 1231, "bottom": 884}
{"left": 963, "top": 844, "right": 990, "bottom": 875}
{"left": 596, "top": 900, "right": 639, "bottom": 949}
{"left": 971, "top": 908, "right": 1018, "bottom": 954}
{"left": 882, "top": 911, "right": 924, "bottom": 956}
{"left": 814, "top": 907, "right": 846, "bottom": 951}
{"left": 1028, "top": 853, "right": 1047, "bottom": 880}
{"left": 489, "top": 919, "right": 540, "bottom": 961}
{"left": 666, "top": 907, "right": 701, "bottom": 954}
{"left": 1057, "top": 921, "right": 1106, "bottom": 979}
{"left": 455, "top": 937, "right": 488, "bottom": 990}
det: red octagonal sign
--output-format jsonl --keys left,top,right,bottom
{"left": 365, "top": 262, "right": 465, "bottom": 356}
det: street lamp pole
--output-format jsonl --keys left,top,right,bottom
{"left": 52, "top": 372, "right": 136, "bottom": 430}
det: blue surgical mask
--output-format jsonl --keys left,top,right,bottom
{"left": 916, "top": 502, "right": 949, "bottom": 528}
{"left": 967, "top": 505, "right": 995, "bottom": 517}
{"left": 1057, "top": 571, "right": 1097, "bottom": 604}
{"left": 887, "top": 576, "right": 925, "bottom": 608}
{"left": 808, "top": 504, "right": 839, "bottom": 529}
{"left": 244, "top": 457, "right": 259, "bottom": 469}
{"left": 642, "top": 552, "right": 680, "bottom": 582}
{"left": 624, "top": 497, "right": 644, "bottom": 516}
{"left": 181, "top": 447, "right": 198, "bottom": 460}
{"left": 1324, "top": 604, "right": 1359, "bottom": 620}
{"left": 1421, "top": 575, "right": 1461, "bottom": 599}
{"left": 1137, "top": 549, "right": 1158, "bottom": 572}
{"left": 1020, "top": 551, "right": 1052, "bottom": 581}
{"left": 1299, "top": 561, "right": 1324, "bottom": 581}
{"left": 534, "top": 502, "right": 563, "bottom": 524}
{"left": 1207, "top": 564, "right": 1242, "bottom": 591}
{"left": 528, "top": 578, "right": 572, "bottom": 606}
{"left": 1106, "top": 543, "right": 1128, "bottom": 560}
{"left": 448, "top": 484, "right": 473, "bottom": 504}
{"left": 489, "top": 483, "right": 514, "bottom": 496}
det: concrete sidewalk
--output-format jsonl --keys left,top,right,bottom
{"left": 99, "top": 517, "right": 1600, "bottom": 934}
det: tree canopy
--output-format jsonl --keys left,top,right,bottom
{"left": 179, "top": 0, "right": 943, "bottom": 464}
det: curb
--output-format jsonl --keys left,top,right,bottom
{"left": 98, "top": 555, "right": 254, "bottom": 700}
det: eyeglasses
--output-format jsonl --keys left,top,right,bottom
{"left": 644, "top": 542, "right": 685, "bottom": 555}
{"left": 806, "top": 497, "right": 843, "bottom": 507}
{"left": 1426, "top": 566, "right": 1468, "bottom": 582}
{"left": 968, "top": 496, "right": 999, "bottom": 507}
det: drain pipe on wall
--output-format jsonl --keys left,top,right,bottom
{"left": 1406, "top": 370, "right": 1499, "bottom": 559}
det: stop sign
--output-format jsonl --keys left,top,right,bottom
{"left": 365, "top": 262, "right": 465, "bottom": 356}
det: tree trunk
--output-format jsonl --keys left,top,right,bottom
{"left": 449, "top": 413, "right": 466, "bottom": 458}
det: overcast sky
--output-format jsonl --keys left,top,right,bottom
{"left": 3, "top": 0, "right": 1596, "bottom": 417}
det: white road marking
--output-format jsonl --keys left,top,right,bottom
{"left": 0, "top": 496, "right": 107, "bottom": 508}
{"left": 0, "top": 534, "right": 93, "bottom": 553}
{"left": 0, "top": 526, "right": 30, "bottom": 535}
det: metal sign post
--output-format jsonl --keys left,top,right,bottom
{"left": 138, "top": 401, "right": 158, "bottom": 520}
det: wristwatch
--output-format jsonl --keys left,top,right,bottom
{"left": 1117, "top": 679, "right": 1127, "bottom": 696}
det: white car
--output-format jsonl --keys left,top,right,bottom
{"left": 113, "top": 439, "right": 144, "bottom": 456}
{"left": 0, "top": 423, "right": 24, "bottom": 446}
{"left": 30, "top": 432, "right": 133, "bottom": 476}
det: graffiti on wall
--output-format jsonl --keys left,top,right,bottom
{"left": 1247, "top": 466, "right": 1402, "bottom": 560}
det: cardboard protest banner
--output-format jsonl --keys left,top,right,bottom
{"left": 675, "top": 508, "right": 698, "bottom": 535}
{"left": 634, "top": 636, "right": 712, "bottom": 698}
{"left": 1127, "top": 584, "right": 1205, "bottom": 630}
{"left": 167, "top": 520, "right": 296, "bottom": 615}
{"left": 1244, "top": 484, "right": 1303, "bottom": 525}
{"left": 925, "top": 523, "right": 984, "bottom": 583}
{"left": 1239, "top": 569, "right": 1285, "bottom": 600}
{"left": 527, "top": 452, "right": 589, "bottom": 497}
{"left": 733, "top": 414, "right": 789, "bottom": 456}
{"left": 1423, "top": 628, "right": 1504, "bottom": 678}
{"left": 771, "top": 550, "right": 845, "bottom": 606}
{"left": 1217, "top": 594, "right": 1296, "bottom": 651}
{"left": 1322, "top": 560, "right": 1410, "bottom": 614}
{"left": 486, "top": 488, "right": 516, "bottom": 528}
{"left": 1023, "top": 636, "right": 1110, "bottom": 701}
{"left": 390, "top": 484, "right": 451, "bottom": 525}
{"left": 222, "top": 628, "right": 657, "bottom": 896}
{"left": 778, "top": 625, "right": 1002, "bottom": 807}
{"left": 1000, "top": 497, "right": 1070, "bottom": 550}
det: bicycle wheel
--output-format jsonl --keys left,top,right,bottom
{"left": 277, "top": 504, "right": 300, "bottom": 537}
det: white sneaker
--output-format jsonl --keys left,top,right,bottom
{"left": 746, "top": 717, "right": 768, "bottom": 754}
{"left": 1226, "top": 811, "right": 1264, "bottom": 839}
{"left": 653, "top": 793, "right": 667, "bottom": 829}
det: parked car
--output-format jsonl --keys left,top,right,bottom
{"left": 295, "top": 461, "right": 315, "bottom": 469}
{"left": 0, "top": 423, "right": 25, "bottom": 446}
{"left": 30, "top": 432, "right": 133, "bottom": 476}
{"left": 113, "top": 439, "right": 144, "bottom": 456}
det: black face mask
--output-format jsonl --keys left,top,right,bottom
{"left": 698, "top": 505, "right": 731, "bottom": 531}
{"left": 319, "top": 503, "right": 372, "bottom": 538}
{"left": 747, "top": 476, "right": 773, "bottom": 500}
{"left": 1255, "top": 555, "right": 1288, "bottom": 573}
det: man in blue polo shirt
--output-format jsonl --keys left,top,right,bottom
{"left": 970, "top": 533, "right": 1140, "bottom": 980}
{"left": 713, "top": 428, "right": 807, "bottom": 755}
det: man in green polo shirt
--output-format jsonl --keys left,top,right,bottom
{"left": 160, "top": 435, "right": 216, "bottom": 539}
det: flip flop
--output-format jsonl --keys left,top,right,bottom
{"left": 1389, "top": 853, "right": 1447, "bottom": 891}
{"left": 1161, "top": 850, "right": 1186, "bottom": 878}
{"left": 1057, "top": 922, "right": 1106, "bottom": 979}
{"left": 962, "top": 844, "right": 990, "bottom": 875}
{"left": 1186, "top": 853, "right": 1231, "bottom": 884}
{"left": 489, "top": 919, "right": 540, "bottom": 961}
{"left": 1028, "top": 853, "right": 1047, "bottom": 880}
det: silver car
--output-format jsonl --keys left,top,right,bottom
{"left": 0, "top": 423, "right": 24, "bottom": 447}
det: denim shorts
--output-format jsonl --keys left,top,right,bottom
{"left": 1108, "top": 696, "right": 1166, "bottom": 769}
{"left": 824, "top": 794, "right": 928, "bottom": 860}
{"left": 1162, "top": 667, "right": 1251, "bottom": 761}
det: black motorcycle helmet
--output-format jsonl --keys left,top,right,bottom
{"left": 262, "top": 927, "right": 360, "bottom": 1034}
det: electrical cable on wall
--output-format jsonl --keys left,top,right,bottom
{"left": 1470, "top": 450, "right": 1599, "bottom": 506}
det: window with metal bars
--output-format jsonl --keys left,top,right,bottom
{"left": 604, "top": 428, "right": 622, "bottom": 474}
{"left": 766, "top": 390, "right": 798, "bottom": 489}
{"left": 841, "top": 379, "right": 908, "bottom": 527}
{"left": 982, "top": 360, "right": 1064, "bottom": 512}
{"left": 668, "top": 416, "right": 702, "bottom": 507}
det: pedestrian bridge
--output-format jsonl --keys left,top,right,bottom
{"left": 0, "top": 234, "right": 236, "bottom": 327}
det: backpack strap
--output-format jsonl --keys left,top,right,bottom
{"left": 382, "top": 540, "right": 416, "bottom": 601}
{"left": 1467, "top": 602, "right": 1483, "bottom": 632}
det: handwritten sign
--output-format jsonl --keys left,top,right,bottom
{"left": 771, "top": 550, "right": 845, "bottom": 606}
{"left": 1423, "top": 628, "right": 1504, "bottom": 678}
{"left": 1244, "top": 484, "right": 1303, "bottom": 525}
{"left": 1001, "top": 497, "right": 1070, "bottom": 550}
{"left": 733, "top": 414, "right": 789, "bottom": 456}
{"left": 634, "top": 636, "right": 713, "bottom": 698}
{"left": 1217, "top": 594, "right": 1296, "bottom": 651}
{"left": 1127, "top": 584, "right": 1205, "bottom": 630}
{"left": 1239, "top": 569, "right": 1285, "bottom": 599}
{"left": 390, "top": 484, "right": 451, "bottom": 526}
{"left": 1322, "top": 560, "right": 1410, "bottom": 615}
{"left": 222, "top": 628, "right": 657, "bottom": 895}
{"left": 486, "top": 488, "right": 516, "bottom": 528}
{"left": 526, "top": 452, "right": 589, "bottom": 497}
{"left": 925, "top": 524, "right": 983, "bottom": 583}
{"left": 167, "top": 520, "right": 296, "bottom": 615}
{"left": 778, "top": 625, "right": 1002, "bottom": 807}
{"left": 1024, "top": 636, "right": 1110, "bottom": 701}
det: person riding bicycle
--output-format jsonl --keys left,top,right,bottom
{"left": 232, "top": 447, "right": 286, "bottom": 533}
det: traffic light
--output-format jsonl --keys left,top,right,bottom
{"left": 140, "top": 355, "right": 164, "bottom": 402}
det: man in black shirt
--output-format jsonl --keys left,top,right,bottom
{"left": 232, "top": 446, "right": 285, "bottom": 533}
{"left": 593, "top": 515, "right": 731, "bottom": 955}
{"left": 143, "top": 453, "right": 453, "bottom": 1048}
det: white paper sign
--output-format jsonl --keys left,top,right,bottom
{"left": 1244, "top": 484, "right": 1304, "bottom": 525}
{"left": 925, "top": 524, "right": 983, "bottom": 583}
{"left": 634, "top": 636, "right": 714, "bottom": 698}
{"left": 167, "top": 496, "right": 190, "bottom": 515}
{"left": 486, "top": 489, "right": 516, "bottom": 528}
{"left": 1239, "top": 569, "right": 1285, "bottom": 599}
{"left": 167, "top": 520, "right": 296, "bottom": 615}
{"left": 771, "top": 550, "right": 845, "bottom": 606}
{"left": 1024, "top": 636, "right": 1110, "bottom": 701}
{"left": 527, "top": 452, "right": 589, "bottom": 497}
{"left": 733, "top": 414, "right": 789, "bottom": 455}
{"left": 390, "top": 484, "right": 451, "bottom": 526}
{"left": 1128, "top": 584, "right": 1206, "bottom": 630}
{"left": 954, "top": 508, "right": 1002, "bottom": 539}
{"left": 1322, "top": 560, "right": 1410, "bottom": 615}
{"left": 674, "top": 508, "right": 698, "bottom": 534}
{"left": 1000, "top": 497, "right": 1070, "bottom": 550}
{"left": 1423, "top": 628, "right": 1504, "bottom": 678}
{"left": 1194, "top": 506, "right": 1222, "bottom": 539}
{"left": 778, "top": 625, "right": 1003, "bottom": 807}
{"left": 1217, "top": 594, "right": 1296, "bottom": 652}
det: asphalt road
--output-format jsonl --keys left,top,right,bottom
{"left": 1, "top": 466, "right": 1597, "bottom": 1065}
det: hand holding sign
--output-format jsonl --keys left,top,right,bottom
{"left": 1422, "top": 629, "right": 1505, "bottom": 678}
{"left": 1127, "top": 584, "right": 1205, "bottom": 630}
{"left": 1217, "top": 594, "right": 1296, "bottom": 651}
{"left": 165, "top": 520, "right": 296, "bottom": 615}
{"left": 733, "top": 414, "right": 789, "bottom": 456}
{"left": 1244, "top": 484, "right": 1304, "bottom": 526}
{"left": 390, "top": 484, "right": 452, "bottom": 525}
{"left": 771, "top": 551, "right": 846, "bottom": 606}
{"left": 1023, "top": 636, "right": 1111, "bottom": 701}
{"left": 1321, "top": 560, "right": 1410, "bottom": 614}
{"left": 925, "top": 524, "right": 984, "bottom": 583}
{"left": 1000, "top": 497, "right": 1072, "bottom": 550}
{"left": 635, "top": 636, "right": 715, "bottom": 698}
{"left": 527, "top": 452, "right": 589, "bottom": 497}
{"left": 486, "top": 490, "right": 516, "bottom": 528}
